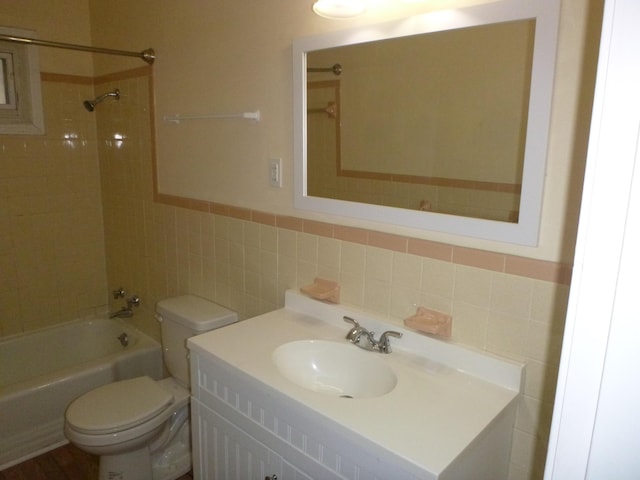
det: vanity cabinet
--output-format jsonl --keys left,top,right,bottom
{"left": 190, "top": 350, "right": 425, "bottom": 480}
{"left": 192, "top": 399, "right": 312, "bottom": 480}
{"left": 188, "top": 290, "right": 522, "bottom": 480}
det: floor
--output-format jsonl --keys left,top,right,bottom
{"left": 0, "top": 444, "right": 193, "bottom": 480}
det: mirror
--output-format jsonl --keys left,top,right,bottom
{"left": 294, "top": 0, "right": 560, "bottom": 245}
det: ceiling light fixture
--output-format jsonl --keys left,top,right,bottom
{"left": 312, "top": 0, "right": 366, "bottom": 19}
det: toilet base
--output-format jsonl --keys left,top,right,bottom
{"left": 97, "top": 441, "right": 190, "bottom": 480}
{"left": 99, "top": 446, "right": 153, "bottom": 480}
{"left": 151, "top": 419, "right": 191, "bottom": 480}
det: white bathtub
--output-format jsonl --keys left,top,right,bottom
{"left": 0, "top": 317, "right": 163, "bottom": 469}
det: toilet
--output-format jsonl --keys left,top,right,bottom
{"left": 64, "top": 295, "right": 237, "bottom": 480}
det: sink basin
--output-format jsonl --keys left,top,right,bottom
{"left": 272, "top": 340, "right": 397, "bottom": 398}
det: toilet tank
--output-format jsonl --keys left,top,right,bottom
{"left": 156, "top": 295, "right": 237, "bottom": 387}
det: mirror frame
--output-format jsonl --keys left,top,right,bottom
{"left": 293, "top": 0, "right": 560, "bottom": 246}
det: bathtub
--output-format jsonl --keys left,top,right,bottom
{"left": 0, "top": 316, "right": 163, "bottom": 469}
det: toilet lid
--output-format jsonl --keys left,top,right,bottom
{"left": 66, "top": 376, "right": 174, "bottom": 434}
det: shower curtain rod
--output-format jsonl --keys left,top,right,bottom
{"left": 307, "top": 63, "right": 342, "bottom": 76}
{"left": 0, "top": 33, "right": 155, "bottom": 65}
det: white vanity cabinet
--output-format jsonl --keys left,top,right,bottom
{"left": 188, "top": 290, "right": 523, "bottom": 480}
{"left": 190, "top": 349, "right": 424, "bottom": 480}
{"left": 192, "top": 399, "right": 312, "bottom": 480}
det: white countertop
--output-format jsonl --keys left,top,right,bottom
{"left": 188, "top": 290, "right": 522, "bottom": 476}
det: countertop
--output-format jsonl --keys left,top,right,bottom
{"left": 188, "top": 290, "right": 522, "bottom": 476}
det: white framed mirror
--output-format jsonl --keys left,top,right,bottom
{"left": 293, "top": 0, "right": 560, "bottom": 246}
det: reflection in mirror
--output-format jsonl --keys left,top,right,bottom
{"left": 307, "top": 80, "right": 342, "bottom": 199}
{"left": 307, "top": 20, "right": 535, "bottom": 223}
{"left": 294, "top": 0, "right": 560, "bottom": 245}
{"left": 0, "top": 53, "right": 14, "bottom": 106}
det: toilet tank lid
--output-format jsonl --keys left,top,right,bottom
{"left": 156, "top": 294, "right": 238, "bottom": 331}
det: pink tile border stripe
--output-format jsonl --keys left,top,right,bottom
{"left": 156, "top": 195, "right": 573, "bottom": 285}
{"left": 44, "top": 68, "right": 571, "bottom": 285}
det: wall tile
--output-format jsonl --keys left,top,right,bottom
{"left": 339, "top": 271, "right": 365, "bottom": 307}
{"left": 260, "top": 224, "right": 278, "bottom": 254}
{"left": 486, "top": 310, "right": 529, "bottom": 361}
{"left": 453, "top": 264, "right": 494, "bottom": 309}
{"left": 421, "top": 257, "right": 455, "bottom": 300}
{"left": 390, "top": 284, "right": 421, "bottom": 320}
{"left": 297, "top": 232, "right": 318, "bottom": 265}
{"left": 391, "top": 252, "right": 422, "bottom": 289}
{"left": 0, "top": 79, "right": 106, "bottom": 335}
{"left": 365, "top": 246, "right": 392, "bottom": 282}
{"left": 277, "top": 228, "right": 297, "bottom": 259}
{"left": 450, "top": 301, "right": 489, "bottom": 347}
{"left": 491, "top": 273, "right": 534, "bottom": 318}
{"left": 340, "top": 242, "right": 366, "bottom": 277}
{"left": 363, "top": 277, "right": 391, "bottom": 315}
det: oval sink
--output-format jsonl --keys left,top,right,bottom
{"left": 272, "top": 340, "right": 397, "bottom": 398}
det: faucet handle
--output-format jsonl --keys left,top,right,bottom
{"left": 377, "top": 330, "right": 403, "bottom": 353}
{"left": 343, "top": 316, "right": 359, "bottom": 327}
{"left": 381, "top": 330, "right": 402, "bottom": 338}
{"left": 127, "top": 295, "right": 141, "bottom": 308}
{"left": 344, "top": 316, "right": 362, "bottom": 342}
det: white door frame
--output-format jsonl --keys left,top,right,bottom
{"left": 545, "top": 0, "right": 640, "bottom": 477}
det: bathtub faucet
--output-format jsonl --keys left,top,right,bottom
{"left": 117, "top": 332, "right": 129, "bottom": 347}
{"left": 110, "top": 307, "right": 134, "bottom": 318}
{"left": 110, "top": 295, "right": 141, "bottom": 318}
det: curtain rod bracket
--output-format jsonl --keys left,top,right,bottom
{"left": 141, "top": 48, "right": 155, "bottom": 65}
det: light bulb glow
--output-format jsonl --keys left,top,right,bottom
{"left": 312, "top": 0, "right": 366, "bottom": 18}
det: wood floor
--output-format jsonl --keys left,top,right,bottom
{"left": 0, "top": 444, "right": 193, "bottom": 480}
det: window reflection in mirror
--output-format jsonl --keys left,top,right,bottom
{"left": 306, "top": 19, "right": 535, "bottom": 223}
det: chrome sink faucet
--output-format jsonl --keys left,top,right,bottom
{"left": 343, "top": 316, "right": 402, "bottom": 353}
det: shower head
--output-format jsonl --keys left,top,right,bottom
{"left": 83, "top": 88, "right": 120, "bottom": 112}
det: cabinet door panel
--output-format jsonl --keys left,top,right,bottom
{"left": 193, "top": 399, "right": 282, "bottom": 480}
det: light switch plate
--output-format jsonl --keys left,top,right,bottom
{"left": 269, "top": 158, "right": 282, "bottom": 188}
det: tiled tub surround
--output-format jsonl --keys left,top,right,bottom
{"left": 0, "top": 74, "right": 107, "bottom": 337}
{"left": 0, "top": 67, "right": 157, "bottom": 338}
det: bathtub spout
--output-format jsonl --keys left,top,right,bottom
{"left": 117, "top": 332, "right": 129, "bottom": 347}
{"left": 110, "top": 307, "right": 134, "bottom": 319}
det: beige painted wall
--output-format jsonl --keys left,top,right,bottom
{"left": 88, "top": 0, "right": 600, "bottom": 264}
{"left": 0, "top": 0, "right": 94, "bottom": 76}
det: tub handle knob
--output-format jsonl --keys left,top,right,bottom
{"left": 113, "top": 287, "right": 126, "bottom": 299}
{"left": 127, "top": 295, "right": 141, "bottom": 309}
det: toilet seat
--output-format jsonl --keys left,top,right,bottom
{"left": 66, "top": 376, "right": 173, "bottom": 435}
